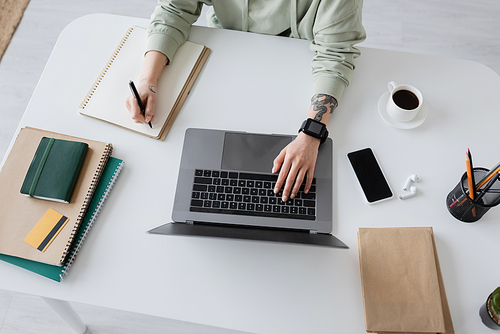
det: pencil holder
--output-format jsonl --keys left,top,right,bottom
{"left": 446, "top": 168, "right": 500, "bottom": 222}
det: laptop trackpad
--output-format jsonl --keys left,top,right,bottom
{"left": 221, "top": 132, "right": 293, "bottom": 173}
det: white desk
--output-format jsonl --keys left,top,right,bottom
{"left": 2, "top": 13, "right": 500, "bottom": 334}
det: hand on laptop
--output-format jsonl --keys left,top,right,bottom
{"left": 125, "top": 51, "right": 168, "bottom": 125}
{"left": 272, "top": 94, "right": 338, "bottom": 202}
{"left": 272, "top": 132, "right": 320, "bottom": 202}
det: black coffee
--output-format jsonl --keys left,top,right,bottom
{"left": 392, "top": 90, "right": 419, "bottom": 110}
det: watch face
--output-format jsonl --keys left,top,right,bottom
{"left": 308, "top": 120, "right": 324, "bottom": 135}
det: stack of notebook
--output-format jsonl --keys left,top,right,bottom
{"left": 357, "top": 227, "right": 454, "bottom": 333}
{"left": 0, "top": 127, "right": 123, "bottom": 281}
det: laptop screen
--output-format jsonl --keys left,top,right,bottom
{"left": 221, "top": 132, "right": 292, "bottom": 173}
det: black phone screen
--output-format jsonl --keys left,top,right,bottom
{"left": 347, "top": 148, "right": 393, "bottom": 203}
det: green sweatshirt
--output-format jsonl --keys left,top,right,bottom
{"left": 147, "top": 0, "right": 366, "bottom": 102}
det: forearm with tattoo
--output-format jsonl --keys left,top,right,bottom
{"left": 311, "top": 94, "right": 338, "bottom": 122}
{"left": 138, "top": 51, "right": 168, "bottom": 95}
{"left": 139, "top": 78, "right": 157, "bottom": 94}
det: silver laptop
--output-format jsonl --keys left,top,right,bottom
{"left": 149, "top": 128, "right": 347, "bottom": 248}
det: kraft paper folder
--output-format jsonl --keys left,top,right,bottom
{"left": 0, "top": 157, "right": 123, "bottom": 281}
{"left": 0, "top": 127, "right": 112, "bottom": 266}
{"left": 78, "top": 26, "right": 211, "bottom": 140}
{"left": 358, "top": 227, "right": 454, "bottom": 334}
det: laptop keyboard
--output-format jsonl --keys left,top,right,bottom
{"left": 190, "top": 169, "right": 316, "bottom": 220}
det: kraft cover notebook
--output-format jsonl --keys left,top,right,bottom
{"left": 0, "top": 157, "right": 124, "bottom": 282}
{"left": 0, "top": 127, "right": 112, "bottom": 266}
{"left": 78, "top": 26, "right": 211, "bottom": 140}
{"left": 357, "top": 227, "right": 454, "bottom": 334}
{"left": 20, "top": 137, "right": 88, "bottom": 203}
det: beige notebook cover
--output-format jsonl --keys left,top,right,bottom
{"left": 358, "top": 227, "right": 454, "bottom": 334}
{"left": 0, "top": 127, "right": 112, "bottom": 265}
{"left": 79, "top": 26, "right": 210, "bottom": 140}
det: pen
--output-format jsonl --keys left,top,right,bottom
{"left": 129, "top": 80, "right": 152, "bottom": 128}
{"left": 475, "top": 173, "right": 499, "bottom": 203}
{"left": 465, "top": 150, "right": 476, "bottom": 217}
{"left": 468, "top": 149, "right": 476, "bottom": 195}
{"left": 480, "top": 189, "right": 500, "bottom": 193}
{"left": 466, "top": 150, "right": 476, "bottom": 217}
{"left": 476, "top": 163, "right": 500, "bottom": 190}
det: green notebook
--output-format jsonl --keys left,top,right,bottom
{"left": 20, "top": 137, "right": 89, "bottom": 203}
{"left": 0, "top": 157, "right": 124, "bottom": 282}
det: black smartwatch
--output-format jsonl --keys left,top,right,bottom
{"left": 298, "top": 118, "right": 329, "bottom": 144}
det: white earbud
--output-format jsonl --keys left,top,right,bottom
{"left": 403, "top": 174, "right": 420, "bottom": 191}
{"left": 399, "top": 186, "right": 418, "bottom": 200}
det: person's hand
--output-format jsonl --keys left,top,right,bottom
{"left": 125, "top": 51, "right": 167, "bottom": 125}
{"left": 272, "top": 132, "right": 320, "bottom": 201}
{"left": 125, "top": 79, "right": 157, "bottom": 125}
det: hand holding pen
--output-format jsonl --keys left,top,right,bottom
{"left": 125, "top": 51, "right": 168, "bottom": 128}
{"left": 128, "top": 80, "right": 152, "bottom": 128}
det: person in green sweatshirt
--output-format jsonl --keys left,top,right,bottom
{"left": 126, "top": 0, "right": 366, "bottom": 202}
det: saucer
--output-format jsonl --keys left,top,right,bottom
{"left": 378, "top": 91, "right": 427, "bottom": 129}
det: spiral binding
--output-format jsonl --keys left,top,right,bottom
{"left": 79, "top": 27, "right": 134, "bottom": 109}
{"left": 60, "top": 160, "right": 123, "bottom": 281}
{"left": 59, "top": 143, "right": 113, "bottom": 265}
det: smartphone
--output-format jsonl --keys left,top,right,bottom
{"left": 347, "top": 148, "right": 393, "bottom": 204}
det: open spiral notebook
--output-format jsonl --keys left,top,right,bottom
{"left": 78, "top": 26, "right": 211, "bottom": 140}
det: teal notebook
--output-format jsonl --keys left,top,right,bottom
{"left": 0, "top": 157, "right": 124, "bottom": 282}
{"left": 20, "top": 137, "right": 89, "bottom": 203}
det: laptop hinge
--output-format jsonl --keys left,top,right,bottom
{"left": 309, "top": 230, "right": 318, "bottom": 234}
{"left": 186, "top": 220, "right": 194, "bottom": 225}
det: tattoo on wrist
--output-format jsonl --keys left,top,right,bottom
{"left": 311, "top": 94, "right": 338, "bottom": 121}
{"left": 149, "top": 85, "right": 156, "bottom": 94}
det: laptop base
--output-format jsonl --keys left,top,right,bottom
{"left": 148, "top": 222, "right": 348, "bottom": 248}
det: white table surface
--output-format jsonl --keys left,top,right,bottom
{"left": 2, "top": 13, "right": 500, "bottom": 334}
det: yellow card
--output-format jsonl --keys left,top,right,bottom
{"left": 24, "top": 208, "right": 69, "bottom": 252}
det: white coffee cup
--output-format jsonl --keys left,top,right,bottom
{"left": 386, "top": 81, "right": 423, "bottom": 122}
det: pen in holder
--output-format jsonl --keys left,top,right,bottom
{"left": 446, "top": 167, "right": 500, "bottom": 222}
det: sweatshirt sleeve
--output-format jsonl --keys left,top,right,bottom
{"left": 146, "top": 0, "right": 204, "bottom": 62}
{"left": 310, "top": 0, "right": 366, "bottom": 102}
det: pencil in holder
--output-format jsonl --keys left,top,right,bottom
{"left": 446, "top": 168, "right": 500, "bottom": 222}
